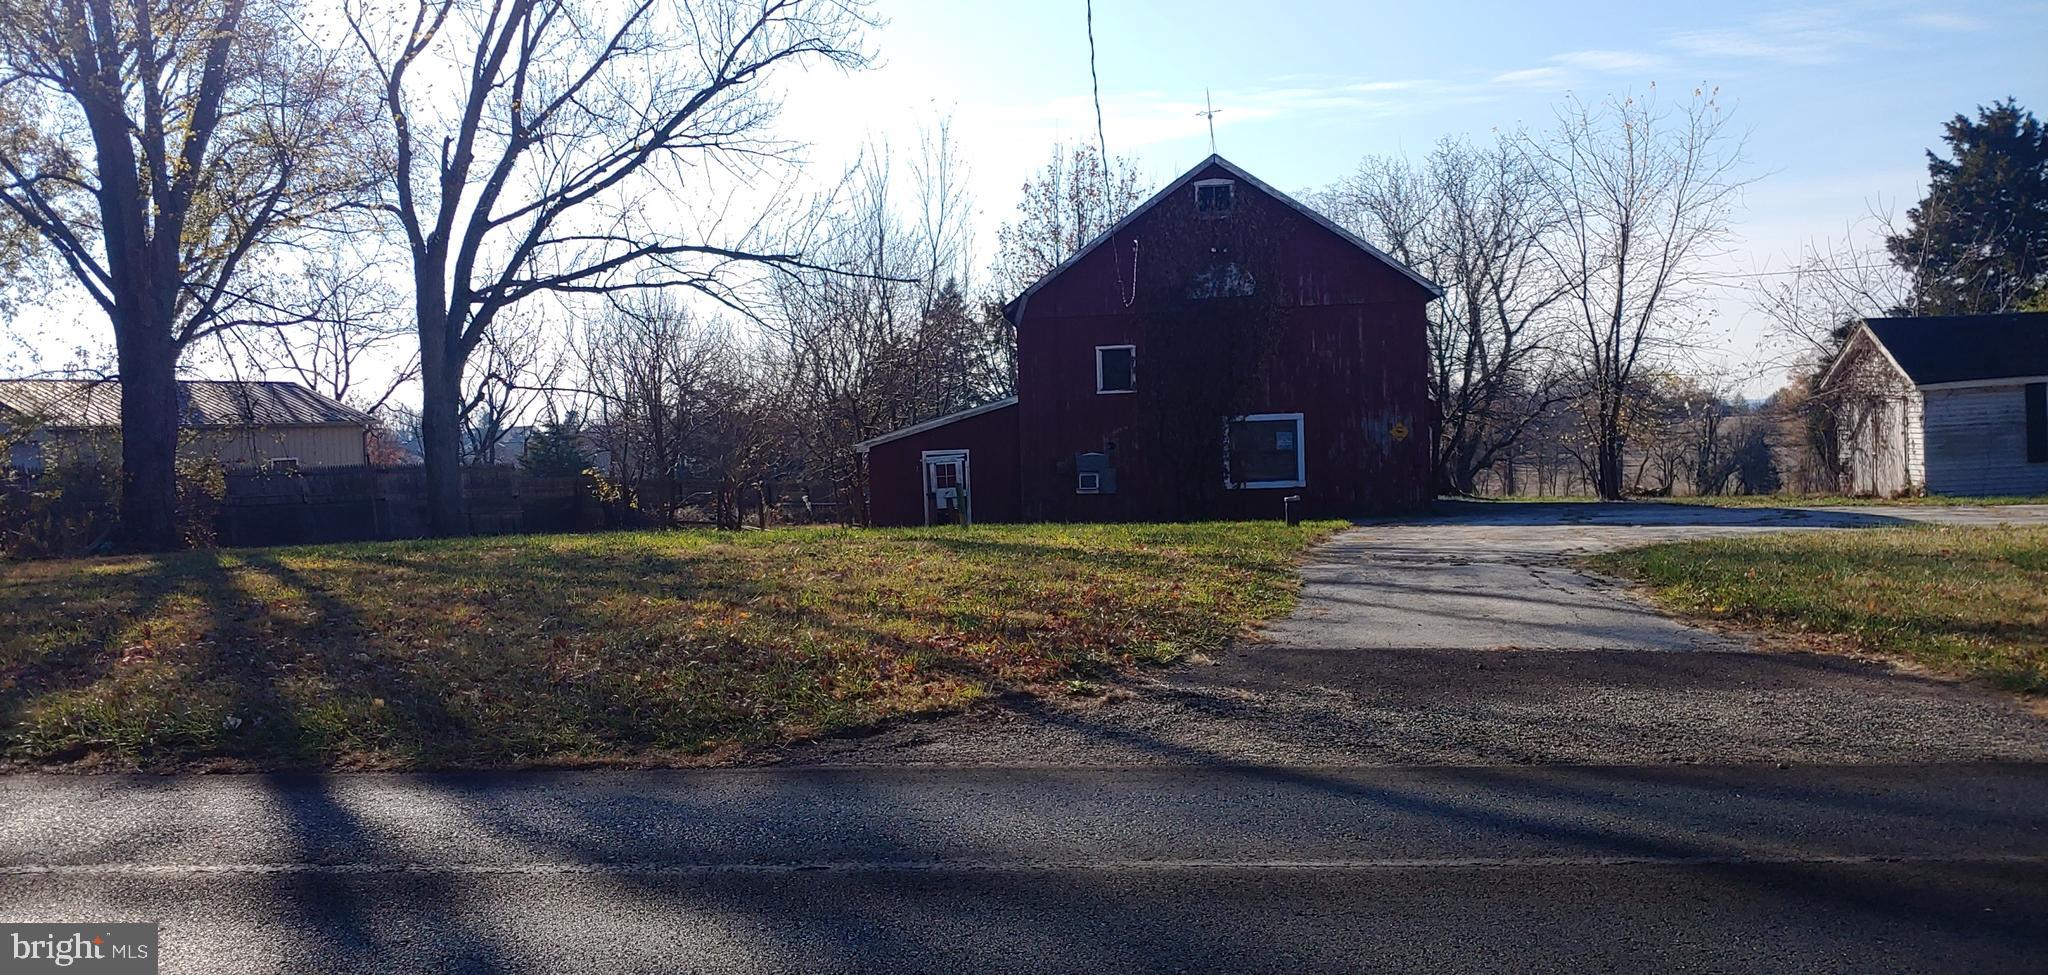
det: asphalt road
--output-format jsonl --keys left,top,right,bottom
{"left": 5, "top": 501, "right": 2048, "bottom": 972}
{"left": 3, "top": 764, "right": 2047, "bottom": 973}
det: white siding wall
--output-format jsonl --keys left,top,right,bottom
{"left": 1922, "top": 384, "right": 2048, "bottom": 496}
{"left": 1835, "top": 343, "right": 1921, "bottom": 496}
{"left": 1904, "top": 388, "right": 1926, "bottom": 486}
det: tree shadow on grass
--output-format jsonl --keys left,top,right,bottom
{"left": 2, "top": 552, "right": 261, "bottom": 764}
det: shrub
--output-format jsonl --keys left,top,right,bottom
{"left": 0, "top": 426, "right": 226, "bottom": 559}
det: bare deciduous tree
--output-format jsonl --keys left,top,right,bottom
{"left": 347, "top": 0, "right": 871, "bottom": 534}
{"left": 1618, "top": 372, "right": 1760, "bottom": 497}
{"left": 227, "top": 251, "right": 417, "bottom": 413}
{"left": 1750, "top": 212, "right": 1920, "bottom": 492}
{"left": 460, "top": 314, "right": 561, "bottom": 466}
{"left": 1528, "top": 86, "right": 1748, "bottom": 500}
{"left": 0, "top": 0, "right": 373, "bottom": 548}
{"left": 990, "top": 142, "right": 1147, "bottom": 299}
{"left": 766, "top": 135, "right": 1000, "bottom": 513}
{"left": 581, "top": 294, "right": 725, "bottom": 518}
{"left": 1323, "top": 135, "right": 1570, "bottom": 494}
{"left": 1753, "top": 213, "right": 1917, "bottom": 361}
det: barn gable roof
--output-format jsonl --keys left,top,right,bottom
{"left": 1002, "top": 154, "right": 1442, "bottom": 324}
{"left": 0, "top": 379, "right": 373, "bottom": 429}
{"left": 1853, "top": 313, "right": 2048, "bottom": 387}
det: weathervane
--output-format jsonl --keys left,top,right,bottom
{"left": 1197, "top": 88, "right": 1223, "bottom": 153}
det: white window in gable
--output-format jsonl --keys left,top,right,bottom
{"left": 1194, "top": 179, "right": 1234, "bottom": 216}
{"left": 1096, "top": 345, "right": 1136, "bottom": 393}
{"left": 1223, "top": 413, "right": 1306, "bottom": 489}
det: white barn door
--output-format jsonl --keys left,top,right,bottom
{"left": 921, "top": 450, "right": 971, "bottom": 526}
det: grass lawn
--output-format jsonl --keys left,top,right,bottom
{"left": 1589, "top": 525, "right": 2048, "bottom": 693}
{"left": 1447, "top": 494, "right": 2048, "bottom": 507}
{"left": 1648, "top": 494, "right": 2048, "bottom": 508}
{"left": 0, "top": 521, "right": 1340, "bottom": 771}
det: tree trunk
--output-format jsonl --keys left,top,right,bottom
{"left": 88, "top": 82, "right": 182, "bottom": 551}
{"left": 1429, "top": 413, "right": 1450, "bottom": 496}
{"left": 1596, "top": 418, "right": 1626, "bottom": 501}
{"left": 114, "top": 325, "right": 181, "bottom": 551}
{"left": 1447, "top": 440, "right": 1483, "bottom": 497}
{"left": 420, "top": 354, "right": 467, "bottom": 536}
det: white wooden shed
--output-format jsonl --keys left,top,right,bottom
{"left": 1821, "top": 313, "right": 2048, "bottom": 497}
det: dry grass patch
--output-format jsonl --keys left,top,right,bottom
{"left": 0, "top": 521, "right": 1339, "bottom": 770}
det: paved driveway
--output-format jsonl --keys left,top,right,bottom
{"left": 792, "top": 501, "right": 2048, "bottom": 767}
{"left": 1270, "top": 500, "right": 2048, "bottom": 651}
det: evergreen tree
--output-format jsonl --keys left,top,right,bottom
{"left": 520, "top": 413, "right": 595, "bottom": 477}
{"left": 1887, "top": 99, "right": 2048, "bottom": 314}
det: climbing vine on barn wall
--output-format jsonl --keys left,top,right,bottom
{"left": 1129, "top": 194, "right": 1296, "bottom": 519}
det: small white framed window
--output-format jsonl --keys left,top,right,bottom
{"left": 1076, "top": 470, "right": 1101, "bottom": 494}
{"left": 1194, "top": 178, "right": 1234, "bottom": 216}
{"left": 1223, "top": 413, "right": 1305, "bottom": 489}
{"left": 268, "top": 457, "right": 301, "bottom": 473}
{"left": 1095, "top": 345, "right": 1136, "bottom": 394}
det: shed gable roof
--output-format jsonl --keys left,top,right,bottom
{"left": 1003, "top": 153, "right": 1441, "bottom": 323}
{"left": 851, "top": 397, "right": 1018, "bottom": 453}
{"left": 1859, "top": 313, "right": 2048, "bottom": 386}
{"left": 0, "top": 379, "right": 372, "bottom": 429}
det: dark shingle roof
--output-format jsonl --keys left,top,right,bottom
{"left": 1862, "top": 313, "right": 2048, "bottom": 385}
{"left": 0, "top": 379, "right": 372, "bottom": 429}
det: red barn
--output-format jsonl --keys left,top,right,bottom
{"left": 855, "top": 154, "right": 1439, "bottom": 526}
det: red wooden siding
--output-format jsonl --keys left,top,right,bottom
{"left": 860, "top": 401, "right": 1022, "bottom": 527}
{"left": 855, "top": 155, "right": 1435, "bottom": 527}
{"left": 1012, "top": 159, "right": 1435, "bottom": 522}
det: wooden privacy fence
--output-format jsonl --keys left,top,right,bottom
{"left": 216, "top": 468, "right": 852, "bottom": 547}
{"left": 218, "top": 467, "right": 600, "bottom": 547}
{"left": 6, "top": 465, "right": 852, "bottom": 553}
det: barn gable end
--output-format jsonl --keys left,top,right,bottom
{"left": 857, "top": 154, "right": 1439, "bottom": 526}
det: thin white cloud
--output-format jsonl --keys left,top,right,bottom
{"left": 1551, "top": 49, "right": 1664, "bottom": 73}
{"left": 1491, "top": 66, "right": 1568, "bottom": 87}
{"left": 1666, "top": 9, "right": 1876, "bottom": 65}
{"left": 1667, "top": 28, "right": 1866, "bottom": 65}
{"left": 1905, "top": 11, "right": 1987, "bottom": 31}
{"left": 1479, "top": 48, "right": 1659, "bottom": 94}
{"left": 1340, "top": 80, "right": 1426, "bottom": 94}
{"left": 982, "top": 80, "right": 1473, "bottom": 156}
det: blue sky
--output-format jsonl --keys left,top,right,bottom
{"left": 9, "top": 1, "right": 2045, "bottom": 396}
{"left": 784, "top": 0, "right": 2048, "bottom": 392}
